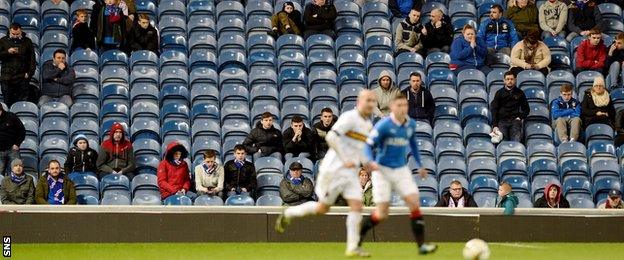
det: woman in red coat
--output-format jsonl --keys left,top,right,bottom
{"left": 157, "top": 142, "right": 196, "bottom": 200}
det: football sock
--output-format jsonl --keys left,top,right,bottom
{"left": 410, "top": 209, "right": 425, "bottom": 247}
{"left": 284, "top": 201, "right": 319, "bottom": 218}
{"left": 359, "top": 211, "right": 381, "bottom": 246}
{"left": 346, "top": 211, "right": 363, "bottom": 251}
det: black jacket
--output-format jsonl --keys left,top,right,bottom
{"left": 41, "top": 60, "right": 76, "bottom": 98}
{"left": 435, "top": 188, "right": 478, "bottom": 207}
{"left": 0, "top": 33, "right": 36, "bottom": 82}
{"left": 422, "top": 15, "right": 453, "bottom": 50}
{"left": 490, "top": 86, "right": 530, "bottom": 127}
{"left": 223, "top": 159, "right": 257, "bottom": 198}
{"left": 303, "top": 2, "right": 337, "bottom": 31}
{"left": 312, "top": 117, "right": 336, "bottom": 159}
{"left": 567, "top": 1, "right": 602, "bottom": 33}
{"left": 607, "top": 44, "right": 624, "bottom": 68}
{"left": 64, "top": 146, "right": 99, "bottom": 174}
{"left": 127, "top": 24, "right": 159, "bottom": 55}
{"left": 70, "top": 22, "right": 96, "bottom": 52}
{"left": 581, "top": 89, "right": 616, "bottom": 127}
{"left": 533, "top": 195, "right": 571, "bottom": 208}
{"left": 243, "top": 122, "right": 284, "bottom": 156}
{"left": 403, "top": 87, "right": 435, "bottom": 124}
{"left": 0, "top": 109, "right": 25, "bottom": 151}
{"left": 283, "top": 126, "right": 315, "bottom": 157}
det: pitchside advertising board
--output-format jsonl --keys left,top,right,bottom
{"left": 3, "top": 236, "right": 10, "bottom": 257}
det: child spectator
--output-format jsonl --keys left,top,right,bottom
{"left": 551, "top": 84, "right": 581, "bottom": 143}
{"left": 539, "top": 0, "right": 568, "bottom": 38}
{"left": 35, "top": 160, "right": 77, "bottom": 205}
{"left": 70, "top": 9, "right": 96, "bottom": 52}
{"left": 96, "top": 0, "right": 126, "bottom": 51}
{"left": 575, "top": 29, "right": 607, "bottom": 74}
{"left": 270, "top": 1, "right": 303, "bottom": 38}
{"left": 157, "top": 142, "right": 195, "bottom": 200}
{"left": 497, "top": 182, "right": 518, "bottom": 215}
{"left": 126, "top": 14, "right": 159, "bottom": 54}
{"left": 194, "top": 149, "right": 224, "bottom": 197}
{"left": 581, "top": 76, "right": 615, "bottom": 127}
{"left": 534, "top": 183, "right": 570, "bottom": 208}
{"left": 64, "top": 134, "right": 99, "bottom": 176}
{"left": 0, "top": 159, "right": 35, "bottom": 204}
{"left": 395, "top": 8, "right": 423, "bottom": 56}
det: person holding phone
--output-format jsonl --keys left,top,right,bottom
{"left": 0, "top": 23, "right": 36, "bottom": 107}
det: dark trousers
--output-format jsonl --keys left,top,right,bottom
{"left": 1, "top": 80, "right": 30, "bottom": 108}
{"left": 498, "top": 118, "right": 523, "bottom": 142}
{"left": 509, "top": 66, "right": 549, "bottom": 77}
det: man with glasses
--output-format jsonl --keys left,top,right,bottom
{"left": 597, "top": 189, "right": 623, "bottom": 209}
{"left": 575, "top": 28, "right": 607, "bottom": 74}
{"left": 435, "top": 180, "right": 478, "bottom": 207}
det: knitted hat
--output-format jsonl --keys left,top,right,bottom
{"left": 11, "top": 158, "right": 23, "bottom": 168}
{"left": 73, "top": 134, "right": 89, "bottom": 146}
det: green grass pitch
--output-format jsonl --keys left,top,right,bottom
{"left": 10, "top": 242, "right": 624, "bottom": 259}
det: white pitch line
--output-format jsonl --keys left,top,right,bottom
{"left": 489, "top": 243, "right": 547, "bottom": 249}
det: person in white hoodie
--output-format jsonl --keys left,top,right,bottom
{"left": 539, "top": 0, "right": 568, "bottom": 38}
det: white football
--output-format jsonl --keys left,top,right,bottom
{"left": 463, "top": 238, "right": 490, "bottom": 260}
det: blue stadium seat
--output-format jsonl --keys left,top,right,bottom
{"left": 10, "top": 101, "right": 38, "bottom": 122}
{"left": 194, "top": 195, "right": 224, "bottom": 206}
{"left": 160, "top": 50, "right": 189, "bottom": 69}
{"left": 415, "top": 175, "right": 438, "bottom": 200}
{"left": 429, "top": 85, "right": 457, "bottom": 109}
{"left": 598, "top": 3, "right": 622, "bottom": 20}
{"left": 276, "top": 34, "right": 305, "bottom": 53}
{"left": 221, "top": 100, "right": 250, "bottom": 123}
{"left": 434, "top": 105, "right": 459, "bottom": 122}
{"left": 498, "top": 159, "right": 528, "bottom": 178}
{"left": 496, "top": 141, "right": 526, "bottom": 162}
{"left": 457, "top": 69, "right": 486, "bottom": 88}
{"left": 592, "top": 177, "right": 621, "bottom": 203}
{"left": 131, "top": 173, "right": 160, "bottom": 199}
{"left": 70, "top": 118, "right": 100, "bottom": 142}
{"left": 40, "top": 101, "right": 69, "bottom": 120}
{"left": 131, "top": 66, "right": 159, "bottom": 85}
{"left": 307, "top": 50, "right": 336, "bottom": 71}
{"left": 187, "top": 0, "right": 214, "bottom": 17}
{"left": 219, "top": 67, "right": 248, "bottom": 87}
{"left": 568, "top": 196, "right": 595, "bottom": 208}
{"left": 161, "top": 33, "right": 188, "bottom": 53}
{"left": 247, "top": 34, "right": 274, "bottom": 55}
{"left": 587, "top": 142, "right": 617, "bottom": 165}
{"left": 100, "top": 174, "right": 130, "bottom": 199}
{"left": 129, "top": 50, "right": 158, "bottom": 69}
{"left": 190, "top": 67, "right": 218, "bottom": 87}
{"left": 337, "top": 50, "right": 365, "bottom": 72}
{"left": 470, "top": 176, "right": 499, "bottom": 207}
{"left": 255, "top": 157, "right": 284, "bottom": 176}
{"left": 334, "top": 17, "right": 362, "bottom": 36}
{"left": 466, "top": 139, "right": 495, "bottom": 160}
{"left": 543, "top": 36, "right": 569, "bottom": 55}
{"left": 557, "top": 141, "right": 587, "bottom": 164}
{"left": 257, "top": 173, "right": 282, "bottom": 195}
{"left": 362, "top": 1, "right": 389, "bottom": 19}
{"left": 256, "top": 195, "right": 283, "bottom": 206}
{"left": 131, "top": 83, "right": 159, "bottom": 104}
{"left": 42, "top": 0, "right": 69, "bottom": 17}
{"left": 417, "top": 139, "right": 434, "bottom": 158}
{"left": 590, "top": 160, "right": 620, "bottom": 182}
{"left": 335, "top": 0, "right": 360, "bottom": 18}
{"left": 415, "top": 121, "right": 433, "bottom": 141}
{"left": 585, "top": 124, "right": 614, "bottom": 146}
{"left": 216, "top": 0, "right": 244, "bottom": 19}
{"left": 549, "top": 53, "right": 572, "bottom": 71}
{"left": 12, "top": 0, "right": 40, "bottom": 17}
{"left": 452, "top": 17, "right": 477, "bottom": 35}
{"left": 245, "top": 0, "right": 272, "bottom": 19}
{"left": 160, "top": 84, "right": 190, "bottom": 107}
{"left": 188, "top": 16, "right": 216, "bottom": 37}
{"left": 278, "top": 67, "right": 306, "bottom": 87}
{"left": 164, "top": 195, "right": 193, "bottom": 205}
{"left": 225, "top": 194, "right": 255, "bottom": 206}
{"left": 459, "top": 82, "right": 487, "bottom": 106}
{"left": 563, "top": 176, "right": 592, "bottom": 200}
{"left": 335, "top": 34, "right": 363, "bottom": 56}
{"left": 132, "top": 194, "right": 162, "bottom": 205}
{"left": 427, "top": 68, "right": 455, "bottom": 87}
{"left": 603, "top": 18, "right": 624, "bottom": 36}
{"left": 433, "top": 119, "right": 462, "bottom": 144}
{"left": 560, "top": 159, "right": 590, "bottom": 181}
{"left": 437, "top": 157, "right": 467, "bottom": 182}
{"left": 246, "top": 16, "right": 272, "bottom": 35}
{"left": 527, "top": 142, "right": 556, "bottom": 164}
{"left": 463, "top": 122, "right": 491, "bottom": 145}
{"left": 435, "top": 139, "right": 465, "bottom": 162}
{"left": 424, "top": 52, "right": 451, "bottom": 71}
{"left": 71, "top": 174, "right": 99, "bottom": 199}
{"left": 449, "top": 1, "right": 477, "bottom": 19}
{"left": 468, "top": 158, "right": 498, "bottom": 181}
{"left": 363, "top": 16, "right": 391, "bottom": 37}
{"left": 525, "top": 123, "right": 553, "bottom": 143}
{"left": 77, "top": 195, "right": 99, "bottom": 205}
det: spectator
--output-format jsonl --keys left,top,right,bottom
{"left": 97, "top": 123, "right": 136, "bottom": 179}
{"left": 421, "top": 8, "right": 453, "bottom": 54}
{"left": 539, "top": 0, "right": 568, "bottom": 38}
{"left": 70, "top": 9, "right": 96, "bottom": 52}
{"left": 394, "top": 8, "right": 423, "bottom": 56}
{"left": 372, "top": 70, "right": 401, "bottom": 116}
{"left": 243, "top": 112, "right": 283, "bottom": 160}
{"left": 607, "top": 32, "right": 624, "bottom": 88}
{"left": 581, "top": 76, "right": 616, "bottom": 127}
{"left": 270, "top": 1, "right": 303, "bottom": 38}
{"left": 126, "top": 14, "right": 159, "bottom": 55}
{"left": 0, "top": 105, "right": 25, "bottom": 175}
{"left": 224, "top": 145, "right": 257, "bottom": 199}
{"left": 506, "top": 0, "right": 540, "bottom": 37}
{"left": 534, "top": 183, "right": 570, "bottom": 208}
{"left": 450, "top": 24, "right": 490, "bottom": 74}
{"left": 497, "top": 182, "right": 518, "bottom": 215}
{"left": 95, "top": 0, "right": 126, "bottom": 51}
{"left": 359, "top": 168, "right": 373, "bottom": 207}
{"left": 64, "top": 134, "right": 99, "bottom": 176}
{"left": 39, "top": 49, "right": 76, "bottom": 107}
{"left": 0, "top": 159, "right": 35, "bottom": 204}
{"left": 477, "top": 4, "right": 520, "bottom": 60}
{"left": 388, "top": 0, "right": 422, "bottom": 18}
{"left": 575, "top": 29, "right": 607, "bottom": 74}
{"left": 435, "top": 180, "right": 478, "bottom": 207}
{"left": 402, "top": 72, "right": 435, "bottom": 124}
{"left": 279, "top": 162, "right": 314, "bottom": 206}
{"left": 303, "top": 0, "right": 337, "bottom": 39}
{"left": 283, "top": 115, "right": 315, "bottom": 160}
{"left": 597, "top": 189, "right": 624, "bottom": 209}
{"left": 509, "top": 29, "right": 552, "bottom": 76}
{"left": 157, "top": 141, "right": 196, "bottom": 200}
{"left": 0, "top": 23, "right": 37, "bottom": 107}
{"left": 551, "top": 84, "right": 582, "bottom": 142}
{"left": 566, "top": 0, "right": 602, "bottom": 42}
{"left": 312, "top": 107, "right": 336, "bottom": 160}
{"left": 119, "top": 0, "right": 137, "bottom": 32}
{"left": 35, "top": 160, "right": 77, "bottom": 205}
{"left": 490, "top": 71, "right": 530, "bottom": 142}
{"left": 194, "top": 149, "right": 224, "bottom": 197}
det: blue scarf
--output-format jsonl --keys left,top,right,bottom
{"left": 172, "top": 159, "right": 182, "bottom": 166}
{"left": 47, "top": 174, "right": 65, "bottom": 205}
{"left": 289, "top": 176, "right": 303, "bottom": 185}
{"left": 202, "top": 163, "right": 216, "bottom": 175}
{"left": 234, "top": 160, "right": 245, "bottom": 169}
{"left": 10, "top": 172, "right": 25, "bottom": 184}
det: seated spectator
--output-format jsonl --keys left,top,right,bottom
{"left": 509, "top": 29, "right": 551, "bottom": 76}
{"left": 243, "top": 112, "right": 283, "bottom": 160}
{"left": 312, "top": 107, "right": 336, "bottom": 160}
{"left": 597, "top": 189, "right": 623, "bottom": 209}
{"left": 359, "top": 168, "right": 373, "bottom": 207}
{"left": 64, "top": 135, "right": 98, "bottom": 176}
{"left": 490, "top": 71, "right": 530, "bottom": 143}
{"left": 566, "top": 0, "right": 602, "bottom": 42}
{"left": 224, "top": 145, "right": 257, "bottom": 199}
{"left": 389, "top": 0, "right": 422, "bottom": 18}
{"left": 421, "top": 8, "right": 453, "bottom": 54}
{"left": 607, "top": 32, "right": 624, "bottom": 88}
{"left": 0, "top": 23, "right": 37, "bottom": 107}
{"left": 575, "top": 29, "right": 607, "bottom": 74}
{"left": 534, "top": 183, "right": 570, "bottom": 208}
{"left": 70, "top": 9, "right": 96, "bottom": 52}
{"left": 35, "top": 160, "right": 77, "bottom": 205}
{"left": 477, "top": 4, "right": 520, "bottom": 59}
{"left": 450, "top": 24, "right": 490, "bottom": 74}
{"left": 497, "top": 182, "right": 518, "bottom": 215}
{"left": 279, "top": 162, "right": 314, "bottom": 206}
{"left": 303, "top": 0, "right": 337, "bottom": 39}
{"left": 0, "top": 159, "right": 35, "bottom": 204}
{"left": 283, "top": 116, "right": 315, "bottom": 160}
{"left": 402, "top": 72, "right": 435, "bottom": 124}
{"left": 96, "top": 0, "right": 126, "bottom": 51}
{"left": 270, "top": 1, "right": 303, "bottom": 38}
{"left": 0, "top": 105, "right": 25, "bottom": 175}
{"left": 157, "top": 142, "right": 196, "bottom": 200}
{"left": 435, "top": 180, "right": 478, "bottom": 207}
{"left": 394, "top": 8, "right": 423, "bottom": 56}
{"left": 506, "top": 0, "right": 539, "bottom": 37}
{"left": 581, "top": 76, "right": 616, "bottom": 127}
{"left": 97, "top": 123, "right": 136, "bottom": 179}
{"left": 539, "top": 0, "right": 568, "bottom": 38}
{"left": 118, "top": 0, "right": 137, "bottom": 32}
{"left": 194, "top": 150, "right": 224, "bottom": 197}
{"left": 39, "top": 49, "right": 76, "bottom": 107}
{"left": 373, "top": 70, "right": 401, "bottom": 116}
{"left": 126, "top": 14, "right": 159, "bottom": 55}
{"left": 551, "top": 84, "right": 582, "bottom": 142}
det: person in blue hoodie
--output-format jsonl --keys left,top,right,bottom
{"left": 477, "top": 4, "right": 520, "bottom": 64}
{"left": 450, "top": 24, "right": 490, "bottom": 74}
{"left": 388, "top": 0, "right": 422, "bottom": 18}
{"left": 551, "top": 84, "right": 581, "bottom": 143}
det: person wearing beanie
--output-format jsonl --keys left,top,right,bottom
{"left": 279, "top": 162, "right": 314, "bottom": 206}
{"left": 597, "top": 189, "right": 623, "bottom": 209}
{"left": 157, "top": 141, "right": 195, "bottom": 200}
{"left": 575, "top": 28, "right": 607, "bottom": 74}
{"left": 35, "top": 159, "right": 77, "bottom": 205}
{"left": 270, "top": 1, "right": 303, "bottom": 38}
{"left": 581, "top": 76, "right": 616, "bottom": 127}
{"left": 0, "top": 104, "right": 25, "bottom": 175}
{"left": 0, "top": 158, "right": 35, "bottom": 204}
{"left": 64, "top": 134, "right": 99, "bottom": 176}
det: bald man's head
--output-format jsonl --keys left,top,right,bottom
{"left": 356, "top": 89, "right": 377, "bottom": 117}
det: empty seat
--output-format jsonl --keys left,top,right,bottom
{"left": 194, "top": 195, "right": 224, "bottom": 206}
{"left": 470, "top": 176, "right": 499, "bottom": 207}
{"left": 164, "top": 195, "right": 193, "bottom": 205}
{"left": 225, "top": 194, "right": 255, "bottom": 206}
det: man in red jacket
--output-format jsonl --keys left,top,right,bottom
{"left": 575, "top": 28, "right": 607, "bottom": 74}
{"left": 157, "top": 141, "right": 196, "bottom": 200}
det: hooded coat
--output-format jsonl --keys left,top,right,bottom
{"left": 533, "top": 183, "right": 571, "bottom": 208}
{"left": 157, "top": 142, "right": 191, "bottom": 199}
{"left": 372, "top": 70, "right": 402, "bottom": 116}
{"left": 97, "top": 123, "right": 136, "bottom": 178}
{"left": 435, "top": 188, "right": 479, "bottom": 207}
{"left": 243, "top": 121, "right": 283, "bottom": 156}
{"left": 497, "top": 192, "right": 519, "bottom": 215}
{"left": 575, "top": 38, "right": 607, "bottom": 71}
{"left": 64, "top": 134, "right": 99, "bottom": 174}
{"left": 271, "top": 3, "right": 303, "bottom": 36}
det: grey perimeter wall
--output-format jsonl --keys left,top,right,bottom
{"left": 1, "top": 207, "right": 623, "bottom": 243}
